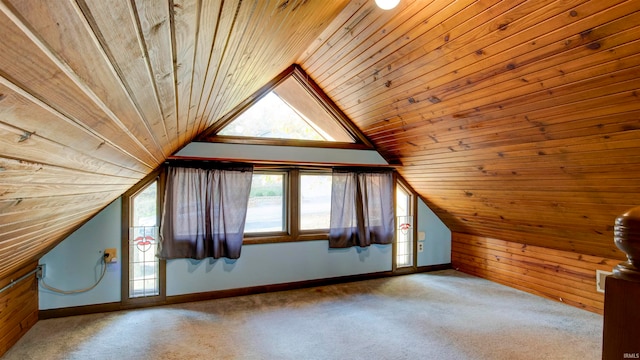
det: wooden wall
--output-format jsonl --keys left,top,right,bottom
{"left": 0, "top": 0, "right": 639, "bottom": 347}
{"left": 302, "top": 0, "right": 640, "bottom": 261}
{"left": 1, "top": 0, "right": 638, "bottom": 282}
{"left": 0, "top": 262, "right": 38, "bottom": 357}
{"left": 452, "top": 232, "right": 620, "bottom": 314}
{"left": 2, "top": 0, "right": 637, "bottom": 355}
{"left": 0, "top": 0, "right": 350, "bottom": 283}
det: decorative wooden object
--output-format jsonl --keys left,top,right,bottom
{"left": 612, "top": 207, "right": 640, "bottom": 281}
{"left": 602, "top": 206, "right": 640, "bottom": 360}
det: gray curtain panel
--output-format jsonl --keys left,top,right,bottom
{"left": 329, "top": 168, "right": 395, "bottom": 248}
{"left": 160, "top": 164, "right": 253, "bottom": 260}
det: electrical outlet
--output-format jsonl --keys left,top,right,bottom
{"left": 596, "top": 269, "right": 612, "bottom": 293}
{"left": 104, "top": 248, "right": 118, "bottom": 263}
{"left": 36, "top": 264, "right": 45, "bottom": 279}
{"left": 417, "top": 242, "right": 424, "bottom": 253}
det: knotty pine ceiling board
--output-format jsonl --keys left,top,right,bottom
{"left": 0, "top": 0, "right": 350, "bottom": 280}
{"left": 1, "top": 0, "right": 639, "bottom": 280}
{"left": 299, "top": 0, "right": 640, "bottom": 259}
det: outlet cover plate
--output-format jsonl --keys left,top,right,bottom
{"left": 596, "top": 269, "right": 613, "bottom": 293}
{"left": 104, "top": 248, "right": 118, "bottom": 263}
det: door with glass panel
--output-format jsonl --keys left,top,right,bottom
{"left": 129, "top": 180, "right": 160, "bottom": 299}
{"left": 396, "top": 183, "right": 414, "bottom": 269}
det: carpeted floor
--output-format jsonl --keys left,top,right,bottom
{"left": 3, "top": 270, "right": 602, "bottom": 359}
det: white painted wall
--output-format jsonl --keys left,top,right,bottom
{"left": 38, "top": 169, "right": 450, "bottom": 309}
{"left": 167, "top": 242, "right": 391, "bottom": 296}
{"left": 39, "top": 143, "right": 451, "bottom": 310}
{"left": 39, "top": 199, "right": 122, "bottom": 310}
{"left": 175, "top": 142, "right": 389, "bottom": 165}
{"left": 417, "top": 198, "right": 451, "bottom": 266}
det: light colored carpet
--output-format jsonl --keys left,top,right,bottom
{"left": 3, "top": 270, "right": 602, "bottom": 359}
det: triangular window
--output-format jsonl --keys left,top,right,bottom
{"left": 198, "top": 65, "right": 371, "bottom": 147}
{"left": 218, "top": 87, "right": 333, "bottom": 141}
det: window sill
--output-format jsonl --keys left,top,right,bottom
{"left": 243, "top": 232, "right": 328, "bottom": 245}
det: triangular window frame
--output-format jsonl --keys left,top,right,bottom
{"left": 197, "top": 64, "right": 374, "bottom": 149}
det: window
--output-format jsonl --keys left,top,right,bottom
{"left": 245, "top": 172, "right": 286, "bottom": 233}
{"left": 217, "top": 69, "right": 355, "bottom": 142}
{"left": 299, "top": 173, "right": 332, "bottom": 230}
{"left": 243, "top": 167, "right": 406, "bottom": 246}
{"left": 218, "top": 91, "right": 329, "bottom": 141}
{"left": 160, "top": 165, "right": 253, "bottom": 260}
{"left": 129, "top": 181, "right": 160, "bottom": 298}
{"left": 197, "top": 65, "right": 374, "bottom": 147}
{"left": 242, "top": 168, "right": 334, "bottom": 242}
{"left": 328, "top": 169, "right": 395, "bottom": 248}
{"left": 396, "top": 183, "right": 414, "bottom": 268}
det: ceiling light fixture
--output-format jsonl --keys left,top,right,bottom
{"left": 375, "top": 0, "right": 400, "bottom": 10}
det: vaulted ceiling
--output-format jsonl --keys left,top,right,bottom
{"left": 1, "top": 0, "right": 638, "bottom": 280}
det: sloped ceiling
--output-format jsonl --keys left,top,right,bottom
{"left": 1, "top": 0, "right": 638, "bottom": 279}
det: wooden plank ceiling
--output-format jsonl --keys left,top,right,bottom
{"left": 0, "top": 0, "right": 349, "bottom": 280}
{"left": 298, "top": 0, "right": 640, "bottom": 259}
{"left": 0, "top": 0, "right": 638, "bottom": 279}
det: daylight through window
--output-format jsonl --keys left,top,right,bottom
{"left": 129, "top": 181, "right": 160, "bottom": 298}
{"left": 245, "top": 173, "right": 286, "bottom": 233}
{"left": 217, "top": 69, "right": 355, "bottom": 143}
{"left": 396, "top": 184, "right": 414, "bottom": 268}
{"left": 300, "top": 174, "right": 332, "bottom": 230}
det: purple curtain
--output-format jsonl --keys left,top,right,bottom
{"left": 329, "top": 168, "right": 394, "bottom": 248}
{"left": 160, "top": 164, "right": 253, "bottom": 260}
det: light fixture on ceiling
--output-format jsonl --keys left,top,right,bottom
{"left": 375, "top": 0, "right": 400, "bottom": 10}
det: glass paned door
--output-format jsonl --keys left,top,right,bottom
{"left": 129, "top": 181, "right": 159, "bottom": 298}
{"left": 396, "top": 185, "right": 413, "bottom": 268}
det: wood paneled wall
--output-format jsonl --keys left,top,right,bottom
{"left": 0, "top": 262, "right": 38, "bottom": 357}
{"left": 301, "top": 0, "right": 640, "bottom": 260}
{"left": 0, "top": 0, "right": 639, "bottom": 342}
{"left": 452, "top": 232, "right": 619, "bottom": 314}
{"left": 0, "top": 0, "right": 350, "bottom": 282}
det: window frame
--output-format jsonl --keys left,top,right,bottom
{"left": 242, "top": 166, "right": 333, "bottom": 244}
{"left": 121, "top": 168, "right": 166, "bottom": 306}
{"left": 393, "top": 177, "right": 418, "bottom": 273}
{"left": 124, "top": 166, "right": 412, "bottom": 248}
{"left": 196, "top": 64, "right": 374, "bottom": 149}
{"left": 118, "top": 164, "right": 416, "bottom": 312}
{"left": 298, "top": 171, "right": 333, "bottom": 233}
{"left": 244, "top": 170, "right": 289, "bottom": 239}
